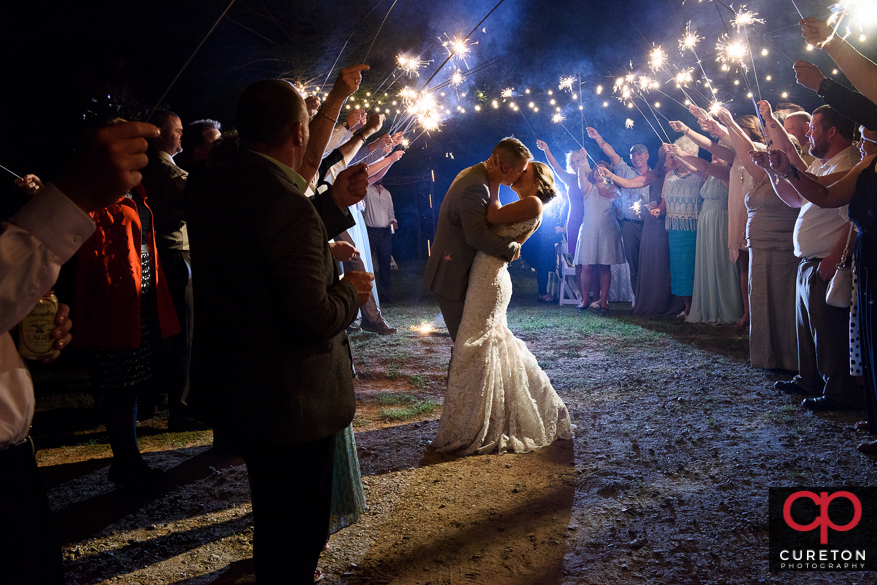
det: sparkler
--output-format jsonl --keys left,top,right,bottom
{"left": 625, "top": 118, "right": 635, "bottom": 129}
{"left": 559, "top": 76, "right": 576, "bottom": 91}
{"left": 716, "top": 35, "right": 749, "bottom": 72}
{"left": 441, "top": 35, "right": 475, "bottom": 68}
{"left": 0, "top": 164, "right": 20, "bottom": 179}
{"left": 829, "top": 0, "right": 877, "bottom": 32}
{"left": 678, "top": 22, "right": 702, "bottom": 55}
{"left": 419, "top": 0, "right": 507, "bottom": 90}
{"left": 397, "top": 54, "right": 428, "bottom": 77}
{"left": 631, "top": 200, "right": 643, "bottom": 218}
{"left": 730, "top": 7, "right": 765, "bottom": 31}
{"left": 649, "top": 47, "right": 668, "bottom": 72}
{"left": 145, "top": 0, "right": 237, "bottom": 123}
{"left": 362, "top": 0, "right": 400, "bottom": 63}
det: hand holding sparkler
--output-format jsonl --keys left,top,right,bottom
{"left": 715, "top": 108, "right": 734, "bottom": 128}
{"left": 793, "top": 60, "right": 827, "bottom": 91}
{"left": 55, "top": 121, "right": 158, "bottom": 213}
{"left": 751, "top": 149, "right": 794, "bottom": 177}
{"left": 346, "top": 109, "right": 366, "bottom": 131}
{"left": 800, "top": 18, "right": 836, "bottom": 49}
{"left": 585, "top": 126, "right": 604, "bottom": 146}
{"left": 305, "top": 96, "right": 322, "bottom": 117}
{"left": 14, "top": 174, "right": 44, "bottom": 196}
{"left": 331, "top": 162, "right": 370, "bottom": 209}
{"left": 326, "top": 64, "right": 371, "bottom": 110}
{"left": 689, "top": 104, "right": 710, "bottom": 122}
{"left": 535, "top": 139, "right": 549, "bottom": 152}
{"left": 668, "top": 121, "right": 692, "bottom": 136}
{"left": 363, "top": 113, "right": 386, "bottom": 135}
{"left": 699, "top": 118, "right": 728, "bottom": 140}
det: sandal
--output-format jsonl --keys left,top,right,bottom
{"left": 314, "top": 568, "right": 324, "bottom": 583}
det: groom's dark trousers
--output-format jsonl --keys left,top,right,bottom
{"left": 435, "top": 293, "right": 465, "bottom": 342}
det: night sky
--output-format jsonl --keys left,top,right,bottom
{"left": 3, "top": 0, "right": 873, "bottom": 257}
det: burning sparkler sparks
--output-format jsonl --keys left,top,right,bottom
{"left": 625, "top": 118, "right": 635, "bottom": 129}
{"left": 631, "top": 200, "right": 643, "bottom": 217}
{"left": 441, "top": 35, "right": 474, "bottom": 67}
{"left": 649, "top": 47, "right": 668, "bottom": 72}
{"left": 674, "top": 68, "right": 694, "bottom": 87}
{"left": 829, "top": 0, "right": 877, "bottom": 31}
{"left": 679, "top": 22, "right": 702, "bottom": 54}
{"left": 450, "top": 71, "right": 464, "bottom": 86}
{"left": 716, "top": 34, "right": 750, "bottom": 72}
{"left": 552, "top": 113, "right": 565, "bottom": 124}
{"left": 559, "top": 76, "right": 576, "bottom": 91}
{"left": 501, "top": 87, "right": 514, "bottom": 99}
{"left": 731, "top": 7, "right": 765, "bottom": 32}
{"left": 397, "top": 54, "right": 428, "bottom": 77}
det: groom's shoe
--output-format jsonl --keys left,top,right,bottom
{"left": 362, "top": 319, "right": 397, "bottom": 335}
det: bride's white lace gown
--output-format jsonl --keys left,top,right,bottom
{"left": 432, "top": 215, "right": 574, "bottom": 455}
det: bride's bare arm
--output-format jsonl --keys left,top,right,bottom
{"left": 486, "top": 182, "right": 543, "bottom": 224}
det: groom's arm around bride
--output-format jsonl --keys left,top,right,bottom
{"left": 423, "top": 137, "right": 532, "bottom": 340}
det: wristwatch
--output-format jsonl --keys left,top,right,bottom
{"left": 341, "top": 121, "right": 350, "bottom": 130}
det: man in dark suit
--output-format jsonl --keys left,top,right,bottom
{"left": 187, "top": 76, "right": 372, "bottom": 583}
{"left": 423, "top": 137, "right": 532, "bottom": 341}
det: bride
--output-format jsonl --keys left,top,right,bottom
{"left": 432, "top": 159, "right": 574, "bottom": 455}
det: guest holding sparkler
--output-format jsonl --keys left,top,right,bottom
{"left": 791, "top": 13, "right": 877, "bottom": 454}
{"left": 601, "top": 137, "right": 705, "bottom": 317}
{"left": 687, "top": 107, "right": 754, "bottom": 330}
{"left": 535, "top": 140, "right": 590, "bottom": 304}
{"left": 628, "top": 147, "right": 685, "bottom": 316}
{"left": 665, "top": 122, "right": 744, "bottom": 324}
{"left": 716, "top": 108, "right": 799, "bottom": 371}
{"left": 586, "top": 128, "right": 650, "bottom": 295}
{"left": 577, "top": 160, "right": 624, "bottom": 312}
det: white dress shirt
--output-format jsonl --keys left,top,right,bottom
{"left": 363, "top": 184, "right": 396, "bottom": 228}
{"left": 0, "top": 184, "right": 94, "bottom": 448}
{"left": 795, "top": 145, "right": 860, "bottom": 259}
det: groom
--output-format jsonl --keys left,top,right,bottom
{"left": 423, "top": 137, "right": 532, "bottom": 341}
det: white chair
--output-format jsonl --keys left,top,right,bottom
{"left": 556, "top": 244, "right": 581, "bottom": 306}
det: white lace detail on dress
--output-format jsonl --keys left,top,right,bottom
{"left": 432, "top": 215, "right": 573, "bottom": 455}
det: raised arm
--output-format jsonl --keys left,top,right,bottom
{"left": 535, "top": 139, "right": 577, "bottom": 186}
{"left": 367, "top": 150, "right": 403, "bottom": 184}
{"left": 757, "top": 100, "right": 807, "bottom": 170}
{"left": 802, "top": 18, "right": 877, "bottom": 106}
{"left": 665, "top": 143, "right": 727, "bottom": 181}
{"left": 598, "top": 166, "right": 657, "bottom": 189}
{"left": 301, "top": 64, "right": 368, "bottom": 185}
{"left": 668, "top": 120, "right": 736, "bottom": 162}
{"left": 586, "top": 127, "right": 622, "bottom": 166}
{"left": 716, "top": 108, "right": 766, "bottom": 182}
{"left": 486, "top": 185, "right": 542, "bottom": 225}
{"left": 752, "top": 148, "right": 875, "bottom": 208}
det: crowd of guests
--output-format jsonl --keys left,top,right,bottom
{"left": 526, "top": 18, "right": 877, "bottom": 461}
{"left": 2, "top": 63, "right": 407, "bottom": 583}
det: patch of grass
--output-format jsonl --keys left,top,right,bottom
{"left": 78, "top": 438, "right": 103, "bottom": 447}
{"left": 386, "top": 363, "right": 403, "bottom": 379}
{"left": 376, "top": 392, "right": 414, "bottom": 405}
{"left": 707, "top": 417, "right": 717, "bottom": 427}
{"left": 409, "top": 375, "right": 428, "bottom": 389}
{"left": 352, "top": 415, "right": 370, "bottom": 428}
{"left": 379, "top": 398, "right": 440, "bottom": 421}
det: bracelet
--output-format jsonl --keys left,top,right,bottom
{"left": 316, "top": 108, "right": 336, "bottom": 123}
{"left": 781, "top": 165, "right": 800, "bottom": 180}
{"left": 321, "top": 102, "right": 342, "bottom": 113}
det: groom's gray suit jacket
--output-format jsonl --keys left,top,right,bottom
{"left": 423, "top": 162, "right": 520, "bottom": 301}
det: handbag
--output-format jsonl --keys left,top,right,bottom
{"left": 826, "top": 224, "right": 854, "bottom": 308}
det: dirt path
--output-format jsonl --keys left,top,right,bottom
{"left": 32, "top": 269, "right": 877, "bottom": 584}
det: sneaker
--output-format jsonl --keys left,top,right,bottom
{"left": 361, "top": 320, "right": 397, "bottom": 334}
{"left": 346, "top": 320, "right": 361, "bottom": 333}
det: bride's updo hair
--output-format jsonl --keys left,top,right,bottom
{"left": 531, "top": 161, "right": 558, "bottom": 203}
